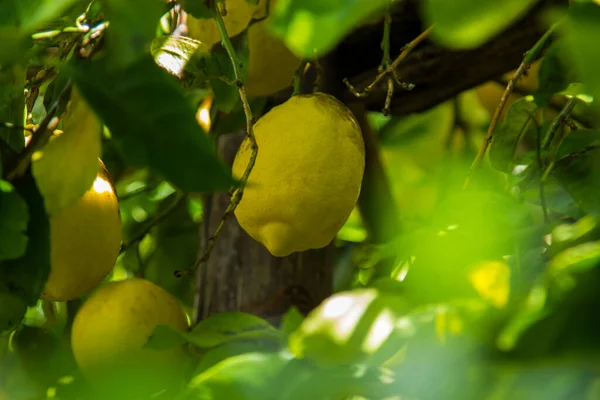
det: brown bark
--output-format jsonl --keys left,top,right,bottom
{"left": 193, "top": 133, "right": 334, "bottom": 323}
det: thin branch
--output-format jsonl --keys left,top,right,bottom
{"left": 343, "top": 26, "right": 431, "bottom": 98}
{"left": 119, "top": 192, "right": 186, "bottom": 254}
{"left": 541, "top": 97, "right": 577, "bottom": 181}
{"left": 293, "top": 59, "right": 309, "bottom": 96}
{"left": 174, "top": 0, "right": 258, "bottom": 278}
{"left": 5, "top": 80, "right": 73, "bottom": 181}
{"left": 463, "top": 22, "right": 558, "bottom": 189}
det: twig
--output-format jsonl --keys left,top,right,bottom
{"left": 541, "top": 97, "right": 577, "bottom": 181}
{"left": 4, "top": 80, "right": 73, "bottom": 181}
{"left": 463, "top": 22, "right": 558, "bottom": 189}
{"left": 117, "top": 183, "right": 159, "bottom": 201}
{"left": 343, "top": 26, "right": 431, "bottom": 99}
{"left": 532, "top": 110, "right": 549, "bottom": 224}
{"left": 174, "top": 0, "right": 258, "bottom": 278}
{"left": 293, "top": 60, "right": 309, "bottom": 96}
{"left": 119, "top": 192, "right": 186, "bottom": 254}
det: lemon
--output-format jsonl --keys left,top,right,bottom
{"left": 244, "top": 17, "right": 302, "bottom": 97}
{"left": 40, "top": 161, "right": 122, "bottom": 302}
{"left": 71, "top": 278, "right": 190, "bottom": 397}
{"left": 232, "top": 93, "right": 365, "bottom": 257}
{"left": 187, "top": 0, "right": 301, "bottom": 97}
{"left": 186, "top": 0, "right": 257, "bottom": 48}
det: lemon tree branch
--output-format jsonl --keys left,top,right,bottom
{"left": 175, "top": 0, "right": 258, "bottom": 278}
{"left": 463, "top": 22, "right": 559, "bottom": 189}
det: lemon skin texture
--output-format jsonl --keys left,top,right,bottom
{"left": 232, "top": 93, "right": 365, "bottom": 257}
{"left": 71, "top": 278, "right": 190, "bottom": 397}
{"left": 40, "top": 163, "right": 122, "bottom": 302}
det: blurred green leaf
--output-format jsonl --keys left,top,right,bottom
{"left": 489, "top": 97, "right": 538, "bottom": 173}
{"left": 100, "top": 0, "right": 165, "bottom": 70}
{"left": 67, "top": 54, "right": 235, "bottom": 193}
{"left": 0, "top": 180, "right": 28, "bottom": 261}
{"left": 288, "top": 288, "right": 410, "bottom": 366}
{"left": 562, "top": 2, "right": 600, "bottom": 114}
{"left": 182, "top": 352, "right": 290, "bottom": 400}
{"left": 11, "top": 0, "right": 84, "bottom": 31}
{"left": 280, "top": 307, "right": 304, "bottom": 337}
{"left": 32, "top": 88, "right": 101, "bottom": 217}
{"left": 0, "top": 171, "right": 50, "bottom": 306}
{"left": 0, "top": 66, "right": 26, "bottom": 153}
{"left": 267, "top": 0, "right": 390, "bottom": 58}
{"left": 558, "top": 83, "right": 594, "bottom": 103}
{"left": 552, "top": 147, "right": 600, "bottom": 214}
{"left": 550, "top": 215, "right": 600, "bottom": 257}
{"left": 548, "top": 241, "right": 600, "bottom": 276}
{"left": 423, "top": 0, "right": 540, "bottom": 49}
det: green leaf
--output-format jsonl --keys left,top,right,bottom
{"left": 555, "top": 128, "right": 600, "bottom": 160}
{"left": 32, "top": 88, "right": 101, "bottom": 217}
{"left": 267, "top": 0, "right": 390, "bottom": 58}
{"left": 534, "top": 40, "right": 574, "bottom": 107}
{"left": 562, "top": 2, "right": 600, "bottom": 114}
{"left": 66, "top": 55, "right": 234, "bottom": 193}
{"left": 558, "top": 83, "right": 594, "bottom": 104}
{"left": 550, "top": 215, "right": 600, "bottom": 257}
{"left": 548, "top": 241, "right": 600, "bottom": 275}
{"left": 0, "top": 288, "right": 27, "bottom": 333}
{"left": 0, "top": 66, "right": 26, "bottom": 153}
{"left": 0, "top": 171, "right": 50, "bottom": 306}
{"left": 0, "top": 180, "right": 28, "bottom": 261}
{"left": 180, "top": 0, "right": 214, "bottom": 19}
{"left": 12, "top": 0, "right": 85, "bottom": 31}
{"left": 489, "top": 97, "right": 538, "bottom": 173}
{"left": 194, "top": 340, "right": 280, "bottom": 377}
{"left": 552, "top": 147, "right": 600, "bottom": 214}
{"left": 146, "top": 311, "right": 281, "bottom": 351}
{"left": 182, "top": 352, "right": 290, "bottom": 400}
{"left": 99, "top": 0, "right": 166, "bottom": 69}
{"left": 423, "top": 0, "right": 540, "bottom": 49}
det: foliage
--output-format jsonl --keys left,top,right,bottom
{"left": 1, "top": 0, "right": 600, "bottom": 400}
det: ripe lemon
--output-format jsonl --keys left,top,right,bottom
{"left": 40, "top": 161, "right": 122, "bottom": 301}
{"left": 232, "top": 93, "right": 365, "bottom": 257}
{"left": 186, "top": 0, "right": 257, "bottom": 48}
{"left": 71, "top": 278, "right": 190, "bottom": 397}
{"left": 187, "top": 0, "right": 301, "bottom": 97}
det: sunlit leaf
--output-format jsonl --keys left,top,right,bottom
{"left": 267, "top": 0, "right": 390, "bottom": 58}
{"left": 423, "top": 0, "right": 540, "bottom": 49}
{"left": 550, "top": 215, "right": 600, "bottom": 256}
{"left": 32, "top": 87, "right": 101, "bottom": 217}
{"left": 151, "top": 35, "right": 211, "bottom": 78}
{"left": 67, "top": 54, "right": 235, "bottom": 193}
{"left": 0, "top": 180, "right": 28, "bottom": 261}
{"left": 548, "top": 241, "right": 600, "bottom": 275}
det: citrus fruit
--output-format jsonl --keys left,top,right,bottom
{"left": 71, "top": 278, "right": 190, "bottom": 397}
{"left": 186, "top": 0, "right": 301, "bottom": 97}
{"left": 232, "top": 93, "right": 365, "bottom": 257}
{"left": 40, "top": 161, "right": 122, "bottom": 302}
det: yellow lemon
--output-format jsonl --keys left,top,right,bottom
{"left": 71, "top": 278, "right": 190, "bottom": 397}
{"left": 187, "top": 0, "right": 301, "bottom": 97}
{"left": 186, "top": 0, "right": 257, "bottom": 48}
{"left": 232, "top": 93, "right": 365, "bottom": 257}
{"left": 40, "top": 161, "right": 122, "bottom": 302}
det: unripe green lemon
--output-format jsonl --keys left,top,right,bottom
{"left": 232, "top": 93, "right": 365, "bottom": 257}
{"left": 40, "top": 162, "right": 122, "bottom": 301}
{"left": 71, "top": 278, "right": 190, "bottom": 397}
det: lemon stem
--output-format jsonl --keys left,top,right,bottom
{"left": 175, "top": 0, "right": 258, "bottom": 278}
